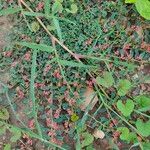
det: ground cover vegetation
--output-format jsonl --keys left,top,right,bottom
{"left": 0, "top": 0, "right": 150, "bottom": 149}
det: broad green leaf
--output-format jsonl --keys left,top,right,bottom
{"left": 135, "top": 0, "right": 150, "bottom": 20}
{"left": 136, "top": 119, "right": 150, "bottom": 137}
{"left": 0, "top": 7, "right": 21, "bottom": 16}
{"left": 10, "top": 127, "right": 21, "bottom": 142}
{"left": 4, "top": 144, "right": 11, "bottom": 150}
{"left": 16, "top": 42, "right": 54, "bottom": 53}
{"left": 135, "top": 95, "right": 150, "bottom": 108}
{"left": 125, "top": 0, "right": 137, "bottom": 3}
{"left": 71, "top": 113, "right": 79, "bottom": 122}
{"left": 117, "top": 99, "right": 134, "bottom": 117}
{"left": 52, "top": 1, "right": 63, "bottom": 14}
{"left": 96, "top": 72, "right": 114, "bottom": 88}
{"left": 81, "top": 132, "right": 94, "bottom": 148}
{"left": 66, "top": 4, "right": 78, "bottom": 14}
{"left": 117, "top": 79, "right": 131, "bottom": 96}
{"left": 31, "top": 21, "right": 40, "bottom": 33}
{"left": 117, "top": 127, "right": 129, "bottom": 140}
{"left": 0, "top": 108, "right": 9, "bottom": 120}
{"left": 142, "top": 142, "right": 150, "bottom": 149}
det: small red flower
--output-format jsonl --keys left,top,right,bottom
{"left": 24, "top": 52, "right": 31, "bottom": 61}
{"left": 28, "top": 119, "right": 35, "bottom": 129}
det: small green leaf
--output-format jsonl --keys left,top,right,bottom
{"left": 31, "top": 21, "right": 40, "bottom": 33}
{"left": 81, "top": 132, "right": 94, "bottom": 148}
{"left": 136, "top": 119, "right": 150, "bottom": 137}
{"left": 52, "top": 1, "right": 63, "bottom": 14}
{"left": 0, "top": 126, "right": 6, "bottom": 135}
{"left": 4, "top": 144, "right": 11, "bottom": 150}
{"left": 0, "top": 108, "right": 9, "bottom": 120}
{"left": 10, "top": 127, "right": 21, "bottom": 142}
{"left": 135, "top": 95, "right": 150, "bottom": 108}
{"left": 117, "top": 127, "right": 129, "bottom": 140}
{"left": 117, "top": 99, "right": 134, "bottom": 117}
{"left": 71, "top": 113, "right": 79, "bottom": 122}
{"left": 96, "top": 72, "right": 114, "bottom": 88}
{"left": 117, "top": 79, "right": 131, "bottom": 96}
{"left": 125, "top": 0, "right": 137, "bottom": 3}
{"left": 135, "top": 0, "right": 150, "bottom": 20}
{"left": 66, "top": 4, "right": 78, "bottom": 14}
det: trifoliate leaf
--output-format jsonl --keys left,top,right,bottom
{"left": 96, "top": 71, "right": 114, "bottom": 88}
{"left": 136, "top": 119, "right": 150, "bottom": 137}
{"left": 117, "top": 79, "right": 131, "bottom": 96}
{"left": 66, "top": 4, "right": 78, "bottom": 14}
{"left": 117, "top": 127, "right": 129, "bottom": 140}
{"left": 31, "top": 21, "right": 40, "bottom": 33}
{"left": 135, "top": 0, "right": 150, "bottom": 20}
{"left": 125, "top": 0, "right": 137, "bottom": 3}
{"left": 0, "top": 108, "right": 9, "bottom": 120}
{"left": 117, "top": 99, "right": 134, "bottom": 117}
{"left": 135, "top": 95, "right": 150, "bottom": 108}
{"left": 81, "top": 132, "right": 94, "bottom": 148}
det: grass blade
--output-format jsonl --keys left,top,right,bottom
{"left": 0, "top": 7, "right": 21, "bottom": 16}
{"left": 16, "top": 42, "right": 54, "bottom": 53}
{"left": 30, "top": 50, "right": 42, "bottom": 138}
{"left": 44, "top": 0, "right": 51, "bottom": 15}
{"left": 53, "top": 17, "right": 63, "bottom": 42}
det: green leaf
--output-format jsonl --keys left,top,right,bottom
{"left": 0, "top": 126, "right": 6, "bottom": 135}
{"left": 117, "top": 99, "right": 134, "bottom": 117}
{"left": 117, "top": 79, "right": 131, "bottom": 96}
{"left": 135, "top": 95, "right": 150, "bottom": 108}
{"left": 81, "top": 132, "right": 94, "bottom": 148}
{"left": 135, "top": 0, "right": 150, "bottom": 20}
{"left": 117, "top": 127, "right": 129, "bottom": 140}
{"left": 10, "top": 127, "right": 21, "bottom": 142}
{"left": 136, "top": 119, "right": 150, "bottom": 137}
{"left": 31, "top": 21, "right": 40, "bottom": 33}
{"left": 71, "top": 113, "right": 79, "bottom": 122}
{"left": 53, "top": 17, "right": 63, "bottom": 42}
{"left": 0, "top": 7, "right": 21, "bottom": 16}
{"left": 142, "top": 142, "right": 150, "bottom": 149}
{"left": 66, "top": 4, "right": 78, "bottom": 14}
{"left": 44, "top": 0, "right": 51, "bottom": 15}
{"left": 96, "top": 72, "right": 114, "bottom": 88}
{"left": 4, "top": 144, "right": 11, "bottom": 150}
{"left": 52, "top": 1, "right": 63, "bottom": 14}
{"left": 125, "top": 0, "right": 137, "bottom": 3}
{"left": 16, "top": 42, "right": 54, "bottom": 53}
{"left": 0, "top": 108, "right": 9, "bottom": 120}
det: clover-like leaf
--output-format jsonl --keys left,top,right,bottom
{"left": 136, "top": 119, "right": 150, "bottom": 137}
{"left": 0, "top": 108, "right": 9, "bottom": 120}
{"left": 66, "top": 4, "right": 78, "bottom": 14}
{"left": 135, "top": 95, "right": 150, "bottom": 108}
{"left": 31, "top": 21, "right": 40, "bottom": 33}
{"left": 135, "top": 0, "right": 150, "bottom": 20}
{"left": 52, "top": 1, "right": 63, "bottom": 14}
{"left": 81, "top": 132, "right": 94, "bottom": 148}
{"left": 117, "top": 99, "right": 134, "bottom": 117}
{"left": 96, "top": 72, "right": 114, "bottom": 88}
{"left": 117, "top": 79, "right": 131, "bottom": 96}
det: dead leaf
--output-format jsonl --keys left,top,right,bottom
{"left": 93, "top": 129, "right": 105, "bottom": 139}
{"left": 80, "top": 87, "right": 98, "bottom": 111}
